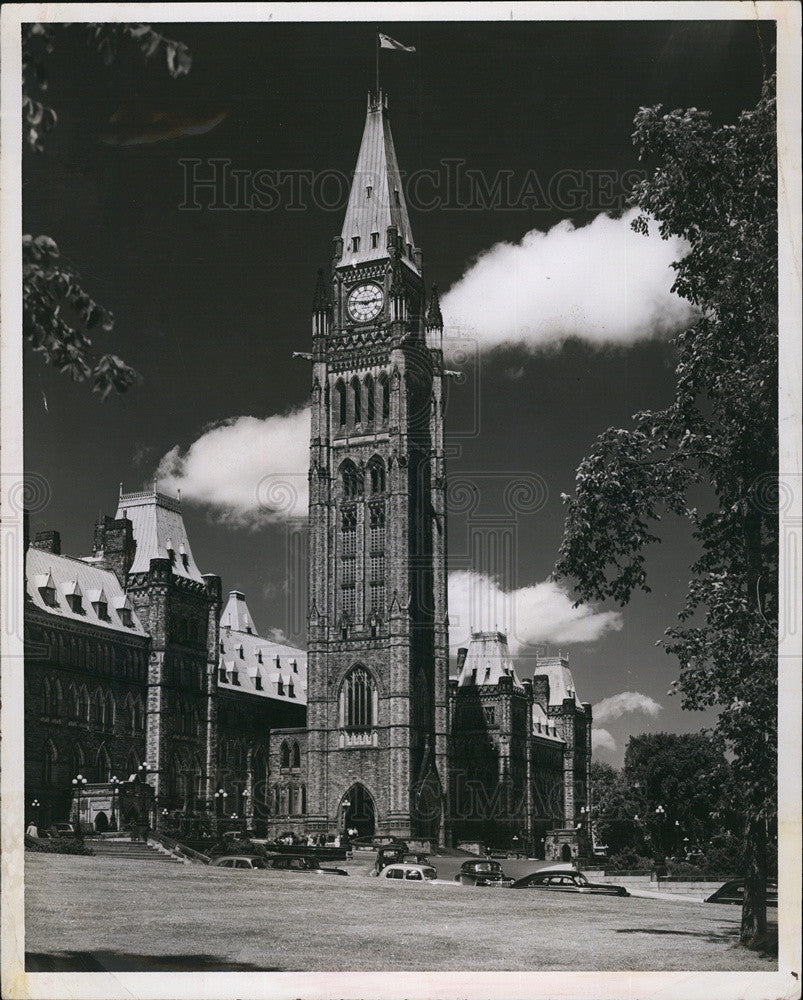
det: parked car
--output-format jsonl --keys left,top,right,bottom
{"left": 511, "top": 869, "right": 630, "bottom": 896}
{"left": 212, "top": 855, "right": 268, "bottom": 869}
{"left": 455, "top": 859, "right": 514, "bottom": 887}
{"left": 264, "top": 853, "right": 348, "bottom": 876}
{"left": 380, "top": 862, "right": 439, "bottom": 883}
{"left": 705, "top": 879, "right": 778, "bottom": 906}
{"left": 48, "top": 822, "right": 75, "bottom": 837}
{"left": 372, "top": 845, "right": 430, "bottom": 874}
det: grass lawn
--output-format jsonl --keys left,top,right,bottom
{"left": 24, "top": 853, "right": 776, "bottom": 972}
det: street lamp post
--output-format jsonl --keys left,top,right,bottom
{"left": 654, "top": 804, "right": 666, "bottom": 855}
{"left": 242, "top": 788, "right": 250, "bottom": 827}
{"left": 71, "top": 774, "right": 87, "bottom": 841}
{"left": 109, "top": 776, "right": 119, "bottom": 831}
{"left": 30, "top": 798, "right": 40, "bottom": 836}
{"left": 214, "top": 788, "right": 228, "bottom": 822}
{"left": 341, "top": 798, "right": 351, "bottom": 836}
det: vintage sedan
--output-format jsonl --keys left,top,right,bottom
{"left": 455, "top": 859, "right": 514, "bottom": 887}
{"left": 705, "top": 879, "right": 778, "bottom": 906}
{"left": 264, "top": 853, "right": 348, "bottom": 876}
{"left": 511, "top": 870, "right": 630, "bottom": 896}
{"left": 381, "top": 862, "right": 440, "bottom": 883}
{"left": 212, "top": 855, "right": 268, "bottom": 870}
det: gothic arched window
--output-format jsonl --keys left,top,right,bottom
{"left": 340, "top": 665, "right": 376, "bottom": 730}
{"left": 335, "top": 379, "right": 347, "bottom": 427}
{"left": 364, "top": 373, "right": 375, "bottom": 425}
{"left": 96, "top": 743, "right": 111, "bottom": 783}
{"left": 369, "top": 504, "right": 386, "bottom": 617}
{"left": 351, "top": 376, "right": 362, "bottom": 424}
{"left": 379, "top": 373, "right": 390, "bottom": 423}
{"left": 340, "top": 506, "right": 357, "bottom": 620}
{"left": 280, "top": 741, "right": 290, "bottom": 770}
{"left": 367, "top": 457, "right": 386, "bottom": 494}
{"left": 43, "top": 740, "right": 57, "bottom": 786}
{"left": 340, "top": 460, "right": 361, "bottom": 499}
{"left": 291, "top": 742, "right": 301, "bottom": 769}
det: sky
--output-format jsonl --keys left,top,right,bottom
{"left": 22, "top": 18, "right": 775, "bottom": 764}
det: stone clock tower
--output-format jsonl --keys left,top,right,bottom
{"left": 304, "top": 91, "right": 449, "bottom": 844}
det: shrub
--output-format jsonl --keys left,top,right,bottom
{"left": 606, "top": 847, "right": 653, "bottom": 871}
{"left": 25, "top": 835, "right": 94, "bottom": 856}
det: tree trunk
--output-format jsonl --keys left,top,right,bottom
{"left": 740, "top": 813, "right": 767, "bottom": 945}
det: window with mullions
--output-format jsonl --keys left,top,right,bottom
{"left": 341, "top": 508, "right": 357, "bottom": 619}
{"left": 341, "top": 665, "right": 375, "bottom": 729}
{"left": 368, "top": 504, "right": 385, "bottom": 615}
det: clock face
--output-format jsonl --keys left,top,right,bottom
{"left": 347, "top": 283, "right": 384, "bottom": 323}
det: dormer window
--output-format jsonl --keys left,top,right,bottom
{"left": 288, "top": 679, "right": 295, "bottom": 698}
{"left": 257, "top": 650, "right": 263, "bottom": 664}
{"left": 232, "top": 669, "right": 240, "bottom": 686}
{"left": 394, "top": 189, "right": 400, "bottom": 205}
{"left": 352, "top": 236, "right": 360, "bottom": 253}
{"left": 64, "top": 581, "right": 84, "bottom": 614}
{"left": 407, "top": 243, "right": 413, "bottom": 259}
{"left": 179, "top": 543, "right": 189, "bottom": 571}
{"left": 366, "top": 185, "right": 372, "bottom": 199}
{"left": 92, "top": 597, "right": 109, "bottom": 621}
{"left": 236, "top": 643, "right": 244, "bottom": 660}
{"left": 277, "top": 678, "right": 284, "bottom": 696}
{"left": 291, "top": 659, "right": 298, "bottom": 673}
{"left": 255, "top": 671, "right": 263, "bottom": 691}
{"left": 35, "top": 572, "right": 58, "bottom": 607}
{"left": 275, "top": 655, "right": 280, "bottom": 669}
{"left": 219, "top": 641, "right": 224, "bottom": 653}
{"left": 115, "top": 595, "right": 134, "bottom": 628}
{"left": 219, "top": 665, "right": 227, "bottom": 683}
{"left": 371, "top": 232, "right": 379, "bottom": 249}
{"left": 166, "top": 538, "right": 176, "bottom": 566}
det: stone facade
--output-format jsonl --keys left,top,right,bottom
{"left": 303, "top": 91, "right": 449, "bottom": 843}
{"left": 23, "top": 495, "right": 305, "bottom": 835}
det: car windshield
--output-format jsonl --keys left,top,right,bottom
{"left": 574, "top": 873, "right": 588, "bottom": 884}
{"left": 473, "top": 863, "right": 497, "bottom": 872}
{"left": 422, "top": 868, "right": 437, "bottom": 880}
{"left": 251, "top": 858, "right": 266, "bottom": 869}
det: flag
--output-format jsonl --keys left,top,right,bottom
{"left": 379, "top": 33, "right": 416, "bottom": 53}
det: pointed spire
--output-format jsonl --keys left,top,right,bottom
{"left": 427, "top": 285, "right": 443, "bottom": 333}
{"left": 339, "top": 95, "right": 418, "bottom": 273}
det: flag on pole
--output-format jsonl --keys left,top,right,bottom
{"left": 379, "top": 33, "right": 416, "bottom": 53}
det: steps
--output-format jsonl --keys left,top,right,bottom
{"left": 85, "top": 837, "right": 183, "bottom": 864}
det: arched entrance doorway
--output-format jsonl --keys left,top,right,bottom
{"left": 94, "top": 811, "right": 109, "bottom": 833}
{"left": 561, "top": 843, "right": 572, "bottom": 862}
{"left": 340, "top": 784, "right": 375, "bottom": 838}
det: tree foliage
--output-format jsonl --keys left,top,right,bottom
{"left": 22, "top": 23, "right": 191, "bottom": 398}
{"left": 556, "top": 77, "right": 778, "bottom": 946}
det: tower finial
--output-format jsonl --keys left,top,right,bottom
{"left": 427, "top": 285, "right": 443, "bottom": 333}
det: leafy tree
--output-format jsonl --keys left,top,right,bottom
{"left": 555, "top": 77, "right": 777, "bottom": 947}
{"left": 589, "top": 761, "right": 639, "bottom": 855}
{"left": 623, "top": 732, "right": 735, "bottom": 855}
{"left": 22, "top": 23, "right": 190, "bottom": 398}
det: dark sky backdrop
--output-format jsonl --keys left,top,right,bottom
{"left": 23, "top": 18, "right": 774, "bottom": 762}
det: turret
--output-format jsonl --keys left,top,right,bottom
{"left": 312, "top": 267, "right": 332, "bottom": 338}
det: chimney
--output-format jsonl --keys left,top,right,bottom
{"left": 32, "top": 530, "right": 61, "bottom": 555}
{"left": 532, "top": 674, "right": 550, "bottom": 710}
{"left": 456, "top": 647, "right": 469, "bottom": 674}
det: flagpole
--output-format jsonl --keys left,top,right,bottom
{"left": 375, "top": 29, "right": 380, "bottom": 100}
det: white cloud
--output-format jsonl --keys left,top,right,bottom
{"left": 447, "top": 570, "right": 622, "bottom": 654}
{"left": 592, "top": 728, "right": 617, "bottom": 754}
{"left": 593, "top": 690, "right": 663, "bottom": 724}
{"left": 440, "top": 209, "right": 695, "bottom": 355}
{"left": 156, "top": 407, "right": 310, "bottom": 526}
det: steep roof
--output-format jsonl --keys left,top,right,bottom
{"left": 218, "top": 623, "right": 307, "bottom": 706}
{"left": 532, "top": 655, "right": 582, "bottom": 706}
{"left": 26, "top": 547, "right": 147, "bottom": 636}
{"left": 115, "top": 489, "right": 204, "bottom": 583}
{"left": 457, "top": 631, "right": 524, "bottom": 689}
{"left": 220, "top": 591, "right": 257, "bottom": 635}
{"left": 339, "top": 92, "right": 418, "bottom": 273}
{"left": 531, "top": 700, "right": 564, "bottom": 742}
